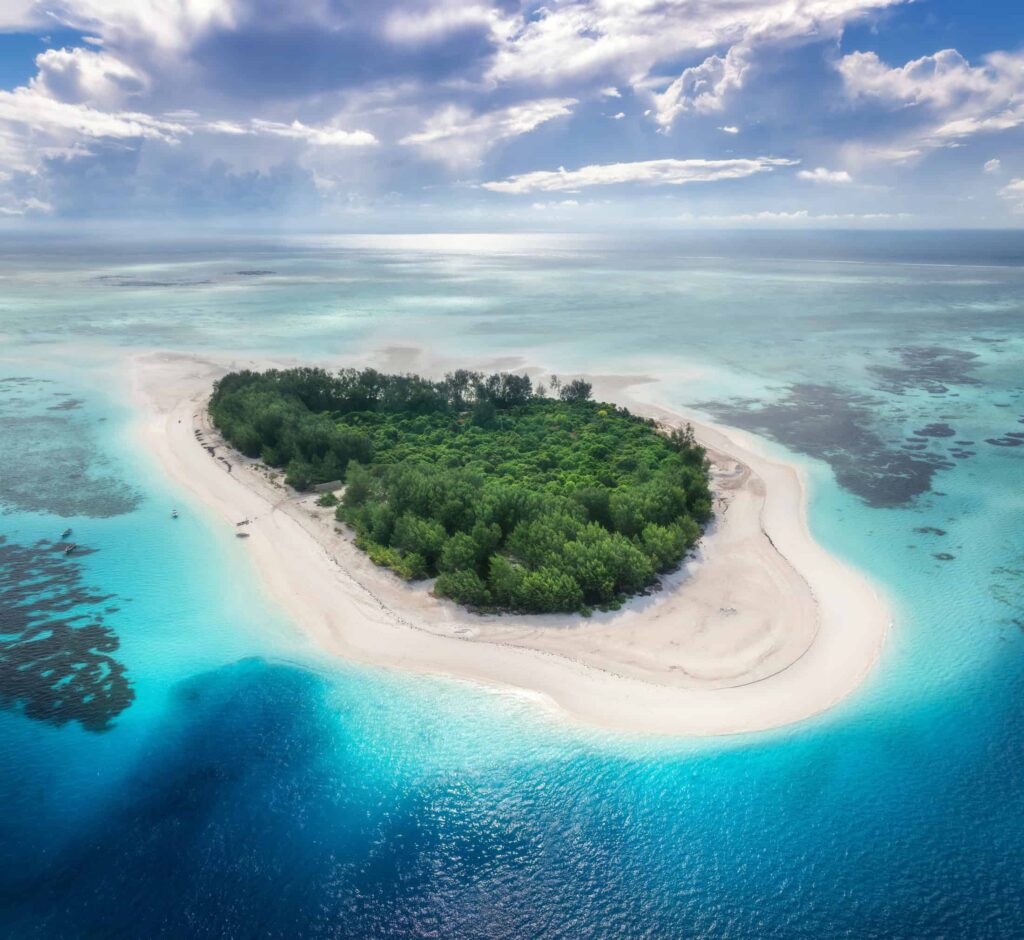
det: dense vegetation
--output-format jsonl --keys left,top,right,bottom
{"left": 210, "top": 367, "right": 712, "bottom": 615}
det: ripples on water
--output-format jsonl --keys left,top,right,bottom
{"left": 0, "top": 232, "right": 1022, "bottom": 937}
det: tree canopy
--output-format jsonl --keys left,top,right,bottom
{"left": 209, "top": 366, "right": 712, "bottom": 615}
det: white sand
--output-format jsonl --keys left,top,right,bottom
{"left": 130, "top": 350, "right": 890, "bottom": 736}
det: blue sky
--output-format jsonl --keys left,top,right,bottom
{"left": 1, "top": 0, "right": 1023, "bottom": 229}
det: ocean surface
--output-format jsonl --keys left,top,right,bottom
{"left": 0, "top": 231, "right": 1022, "bottom": 938}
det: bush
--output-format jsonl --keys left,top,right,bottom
{"left": 436, "top": 569, "right": 491, "bottom": 608}
{"left": 392, "top": 514, "right": 447, "bottom": 566}
{"left": 285, "top": 459, "right": 315, "bottom": 491}
{"left": 512, "top": 568, "right": 583, "bottom": 613}
{"left": 439, "top": 533, "right": 480, "bottom": 573}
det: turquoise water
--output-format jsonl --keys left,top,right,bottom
{"left": 0, "top": 232, "right": 1022, "bottom": 937}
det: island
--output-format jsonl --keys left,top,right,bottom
{"left": 132, "top": 350, "right": 890, "bottom": 736}
{"left": 209, "top": 366, "right": 713, "bottom": 615}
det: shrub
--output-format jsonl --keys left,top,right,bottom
{"left": 436, "top": 569, "right": 491, "bottom": 608}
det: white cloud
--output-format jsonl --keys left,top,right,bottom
{"left": 28, "top": 0, "right": 237, "bottom": 53}
{"left": 401, "top": 98, "right": 576, "bottom": 166}
{"left": 0, "top": 196, "right": 54, "bottom": 216}
{"left": 838, "top": 49, "right": 996, "bottom": 108}
{"left": 482, "top": 157, "right": 797, "bottom": 193}
{"left": 531, "top": 199, "right": 580, "bottom": 209}
{"left": 489, "top": 0, "right": 904, "bottom": 86}
{"left": 600, "top": 86, "right": 621, "bottom": 98}
{"left": 984, "top": 158, "right": 1002, "bottom": 173}
{"left": 0, "top": 87, "right": 185, "bottom": 146}
{"left": 383, "top": 3, "right": 502, "bottom": 43}
{"left": 247, "top": 119, "right": 377, "bottom": 147}
{"left": 0, "top": 0, "right": 46, "bottom": 30}
{"left": 679, "top": 209, "right": 910, "bottom": 224}
{"left": 652, "top": 47, "right": 749, "bottom": 128}
{"left": 998, "top": 177, "right": 1024, "bottom": 211}
{"left": 610, "top": 111, "right": 625, "bottom": 120}
{"left": 838, "top": 48, "right": 1024, "bottom": 151}
{"left": 31, "top": 46, "right": 147, "bottom": 108}
{"left": 797, "top": 166, "right": 853, "bottom": 183}
{"left": 719, "top": 125, "right": 739, "bottom": 134}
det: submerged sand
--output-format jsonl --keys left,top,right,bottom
{"left": 131, "top": 350, "right": 889, "bottom": 736}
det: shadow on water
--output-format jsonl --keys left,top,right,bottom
{"left": 0, "top": 537, "right": 134, "bottom": 731}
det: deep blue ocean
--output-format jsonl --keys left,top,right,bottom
{"left": 0, "top": 231, "right": 1022, "bottom": 938}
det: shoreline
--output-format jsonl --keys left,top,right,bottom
{"left": 131, "top": 350, "right": 890, "bottom": 736}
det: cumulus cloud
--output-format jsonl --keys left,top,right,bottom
{"left": 652, "top": 47, "right": 749, "bottom": 128}
{"left": 838, "top": 48, "right": 1024, "bottom": 150}
{"left": 31, "top": 46, "right": 147, "bottom": 107}
{"left": 482, "top": 157, "right": 797, "bottom": 193}
{"left": 838, "top": 49, "right": 994, "bottom": 107}
{"left": 984, "top": 158, "right": 1002, "bottom": 173}
{"left": 797, "top": 166, "right": 852, "bottom": 183}
{"left": 489, "top": 0, "right": 904, "bottom": 86}
{"left": 401, "top": 98, "right": 576, "bottom": 166}
{"left": 719, "top": 125, "right": 739, "bottom": 134}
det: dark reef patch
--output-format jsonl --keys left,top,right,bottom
{"left": 96, "top": 274, "right": 212, "bottom": 288}
{"left": 914, "top": 527, "right": 947, "bottom": 536}
{"left": 46, "top": 397, "right": 83, "bottom": 412}
{"left": 0, "top": 537, "right": 133, "bottom": 731}
{"left": 0, "top": 378, "right": 141, "bottom": 518}
{"left": 868, "top": 346, "right": 981, "bottom": 396}
{"left": 698, "top": 383, "right": 953, "bottom": 506}
{"left": 914, "top": 423, "right": 956, "bottom": 438}
{"left": 986, "top": 437, "right": 1024, "bottom": 447}
{"left": 933, "top": 553, "right": 955, "bottom": 561}
{"left": 992, "top": 556, "right": 1024, "bottom": 632}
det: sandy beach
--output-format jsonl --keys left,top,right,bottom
{"left": 131, "top": 349, "right": 890, "bottom": 736}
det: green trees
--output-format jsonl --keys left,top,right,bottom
{"left": 209, "top": 365, "right": 712, "bottom": 615}
{"left": 559, "top": 378, "right": 593, "bottom": 403}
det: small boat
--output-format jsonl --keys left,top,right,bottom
{"left": 61, "top": 528, "right": 72, "bottom": 538}
{"left": 171, "top": 510, "right": 179, "bottom": 518}
{"left": 64, "top": 543, "right": 77, "bottom": 554}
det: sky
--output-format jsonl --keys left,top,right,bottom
{"left": 1, "top": 0, "right": 1024, "bottom": 230}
